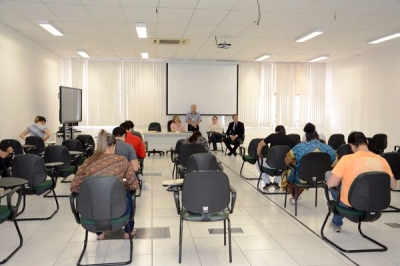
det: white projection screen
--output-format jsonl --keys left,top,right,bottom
{"left": 167, "top": 62, "right": 238, "bottom": 115}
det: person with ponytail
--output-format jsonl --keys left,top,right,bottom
{"left": 70, "top": 129, "right": 138, "bottom": 240}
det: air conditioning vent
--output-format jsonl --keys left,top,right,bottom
{"left": 152, "top": 38, "right": 189, "bottom": 45}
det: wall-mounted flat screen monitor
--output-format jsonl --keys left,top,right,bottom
{"left": 59, "top": 86, "right": 82, "bottom": 124}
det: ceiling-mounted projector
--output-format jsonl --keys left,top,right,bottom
{"left": 215, "top": 36, "right": 232, "bottom": 49}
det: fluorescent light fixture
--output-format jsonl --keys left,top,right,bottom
{"left": 368, "top": 32, "right": 400, "bottom": 44}
{"left": 308, "top": 54, "right": 329, "bottom": 62}
{"left": 255, "top": 54, "right": 271, "bottom": 61}
{"left": 37, "top": 20, "right": 63, "bottom": 36}
{"left": 141, "top": 52, "right": 149, "bottom": 59}
{"left": 136, "top": 22, "right": 147, "bottom": 38}
{"left": 76, "top": 50, "right": 90, "bottom": 59}
{"left": 295, "top": 29, "right": 323, "bottom": 43}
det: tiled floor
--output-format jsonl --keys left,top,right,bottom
{"left": 1, "top": 152, "right": 400, "bottom": 265}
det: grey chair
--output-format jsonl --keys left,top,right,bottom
{"left": 0, "top": 185, "right": 23, "bottom": 264}
{"left": 257, "top": 145, "right": 291, "bottom": 194}
{"left": 76, "top": 134, "right": 95, "bottom": 157}
{"left": 186, "top": 153, "right": 221, "bottom": 173}
{"left": 12, "top": 154, "right": 59, "bottom": 221}
{"left": 239, "top": 138, "right": 264, "bottom": 179}
{"left": 287, "top": 134, "right": 301, "bottom": 145}
{"left": 62, "top": 139, "right": 86, "bottom": 174}
{"left": 170, "top": 139, "right": 185, "bottom": 178}
{"left": 173, "top": 170, "right": 236, "bottom": 263}
{"left": 327, "top": 134, "right": 345, "bottom": 150}
{"left": 321, "top": 171, "right": 391, "bottom": 252}
{"left": 176, "top": 143, "right": 207, "bottom": 178}
{"left": 372, "top": 133, "right": 387, "bottom": 154}
{"left": 381, "top": 152, "right": 400, "bottom": 212}
{"left": 147, "top": 122, "right": 165, "bottom": 156}
{"left": 24, "top": 136, "right": 45, "bottom": 155}
{"left": 70, "top": 176, "right": 134, "bottom": 266}
{"left": 0, "top": 139, "right": 24, "bottom": 176}
{"left": 284, "top": 152, "right": 332, "bottom": 216}
{"left": 336, "top": 144, "right": 353, "bottom": 161}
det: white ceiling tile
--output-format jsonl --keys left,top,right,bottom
{"left": 0, "top": 2, "right": 25, "bottom": 19}
{"left": 184, "top": 25, "right": 217, "bottom": 37}
{"left": 122, "top": 7, "right": 158, "bottom": 23}
{"left": 340, "top": 0, "right": 397, "bottom": 14}
{"left": 156, "top": 23, "right": 187, "bottom": 37}
{"left": 190, "top": 9, "right": 228, "bottom": 25}
{"left": 214, "top": 25, "right": 246, "bottom": 37}
{"left": 221, "top": 10, "right": 257, "bottom": 26}
{"left": 268, "top": 0, "right": 320, "bottom": 12}
{"left": 43, "top": 0, "right": 81, "bottom": 4}
{"left": 197, "top": 0, "right": 237, "bottom": 10}
{"left": 120, "top": 0, "right": 158, "bottom": 7}
{"left": 0, "top": 19, "right": 40, "bottom": 31}
{"left": 81, "top": 0, "right": 120, "bottom": 6}
{"left": 46, "top": 4, "right": 92, "bottom": 21}
{"left": 159, "top": 0, "right": 198, "bottom": 9}
{"left": 307, "top": 0, "right": 356, "bottom": 13}
{"left": 57, "top": 21, "right": 99, "bottom": 33}
{"left": 85, "top": 6, "right": 125, "bottom": 22}
{"left": 5, "top": 1, "right": 58, "bottom": 20}
{"left": 157, "top": 8, "right": 193, "bottom": 24}
{"left": 96, "top": 22, "right": 129, "bottom": 34}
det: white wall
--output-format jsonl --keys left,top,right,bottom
{"left": 0, "top": 23, "right": 64, "bottom": 142}
{"left": 328, "top": 44, "right": 400, "bottom": 150}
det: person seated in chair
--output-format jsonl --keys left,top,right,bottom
{"left": 285, "top": 129, "right": 336, "bottom": 205}
{"left": 170, "top": 115, "right": 185, "bottom": 132}
{"left": 183, "top": 131, "right": 209, "bottom": 151}
{"left": 70, "top": 130, "right": 138, "bottom": 240}
{"left": 125, "top": 120, "right": 143, "bottom": 140}
{"left": 224, "top": 114, "right": 244, "bottom": 156}
{"left": 20, "top": 115, "right": 51, "bottom": 141}
{"left": 326, "top": 131, "right": 396, "bottom": 233}
{"left": 207, "top": 116, "right": 223, "bottom": 151}
{"left": 120, "top": 122, "right": 146, "bottom": 159}
{"left": 301, "top": 122, "right": 326, "bottom": 143}
{"left": 256, "top": 125, "right": 295, "bottom": 190}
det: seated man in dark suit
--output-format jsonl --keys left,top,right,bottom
{"left": 224, "top": 114, "right": 245, "bottom": 156}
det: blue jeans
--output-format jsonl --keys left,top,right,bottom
{"left": 124, "top": 191, "right": 135, "bottom": 233}
{"left": 325, "top": 171, "right": 351, "bottom": 227}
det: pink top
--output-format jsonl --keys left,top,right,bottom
{"left": 170, "top": 122, "right": 185, "bottom": 132}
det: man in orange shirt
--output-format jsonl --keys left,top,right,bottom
{"left": 327, "top": 131, "right": 396, "bottom": 233}
{"left": 120, "top": 122, "right": 146, "bottom": 159}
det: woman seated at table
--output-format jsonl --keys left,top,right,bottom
{"left": 207, "top": 116, "right": 223, "bottom": 151}
{"left": 20, "top": 115, "right": 51, "bottom": 141}
{"left": 170, "top": 115, "right": 185, "bottom": 132}
{"left": 70, "top": 129, "right": 138, "bottom": 240}
{"left": 183, "top": 130, "right": 209, "bottom": 151}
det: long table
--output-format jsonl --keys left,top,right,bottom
{"left": 143, "top": 132, "right": 191, "bottom": 151}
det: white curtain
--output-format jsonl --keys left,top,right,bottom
{"left": 70, "top": 60, "right": 325, "bottom": 129}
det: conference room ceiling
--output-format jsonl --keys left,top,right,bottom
{"left": 1, "top": 0, "right": 400, "bottom": 63}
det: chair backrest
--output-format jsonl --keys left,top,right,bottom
{"left": 63, "top": 139, "right": 84, "bottom": 152}
{"left": 372, "top": 134, "right": 387, "bottom": 154}
{"left": 0, "top": 139, "right": 24, "bottom": 155}
{"left": 186, "top": 153, "right": 220, "bottom": 173}
{"left": 167, "top": 120, "right": 173, "bottom": 132}
{"left": 287, "top": 134, "right": 301, "bottom": 145}
{"left": 44, "top": 145, "right": 71, "bottom": 168}
{"left": 178, "top": 144, "right": 207, "bottom": 167}
{"left": 381, "top": 152, "right": 400, "bottom": 180}
{"left": 174, "top": 139, "right": 185, "bottom": 156}
{"left": 247, "top": 138, "right": 263, "bottom": 157}
{"left": 367, "top": 137, "right": 376, "bottom": 153}
{"left": 77, "top": 176, "right": 128, "bottom": 232}
{"left": 148, "top": 122, "right": 162, "bottom": 132}
{"left": 131, "top": 130, "right": 143, "bottom": 140}
{"left": 327, "top": 134, "right": 345, "bottom": 150}
{"left": 336, "top": 144, "right": 353, "bottom": 161}
{"left": 347, "top": 171, "right": 390, "bottom": 222}
{"left": 76, "top": 134, "right": 96, "bottom": 150}
{"left": 265, "top": 145, "right": 291, "bottom": 169}
{"left": 12, "top": 154, "right": 47, "bottom": 187}
{"left": 25, "top": 136, "right": 45, "bottom": 154}
{"left": 182, "top": 170, "right": 230, "bottom": 216}
{"left": 298, "top": 152, "right": 332, "bottom": 182}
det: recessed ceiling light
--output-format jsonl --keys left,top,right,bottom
{"left": 295, "top": 30, "right": 323, "bottom": 43}
{"left": 308, "top": 55, "right": 329, "bottom": 62}
{"left": 76, "top": 50, "right": 90, "bottom": 58}
{"left": 255, "top": 54, "right": 271, "bottom": 61}
{"left": 141, "top": 52, "right": 149, "bottom": 59}
{"left": 37, "top": 20, "right": 63, "bottom": 36}
{"left": 368, "top": 32, "right": 400, "bottom": 44}
{"left": 136, "top": 22, "right": 147, "bottom": 38}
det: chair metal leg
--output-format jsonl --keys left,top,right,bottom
{"left": 382, "top": 205, "right": 400, "bottom": 212}
{"left": 294, "top": 187, "right": 298, "bottom": 216}
{"left": 228, "top": 217, "right": 232, "bottom": 263}
{"left": 321, "top": 211, "right": 388, "bottom": 253}
{"left": 284, "top": 184, "right": 288, "bottom": 208}
{"left": 179, "top": 217, "right": 183, "bottom": 263}
{"left": 0, "top": 220, "right": 23, "bottom": 265}
{"left": 17, "top": 189, "right": 59, "bottom": 221}
{"left": 239, "top": 162, "right": 245, "bottom": 176}
{"left": 223, "top": 220, "right": 226, "bottom": 246}
{"left": 315, "top": 187, "right": 318, "bottom": 207}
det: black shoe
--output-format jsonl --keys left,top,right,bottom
{"left": 227, "top": 152, "right": 233, "bottom": 156}
{"left": 272, "top": 182, "right": 280, "bottom": 189}
{"left": 233, "top": 152, "right": 237, "bottom": 157}
{"left": 263, "top": 183, "right": 273, "bottom": 190}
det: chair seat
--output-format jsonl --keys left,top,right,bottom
{"left": 242, "top": 155, "right": 257, "bottom": 164}
{"left": 33, "top": 180, "right": 53, "bottom": 195}
{"left": 61, "top": 166, "right": 76, "bottom": 177}
{"left": 0, "top": 205, "right": 11, "bottom": 222}
{"left": 292, "top": 181, "right": 326, "bottom": 188}
{"left": 81, "top": 214, "right": 130, "bottom": 226}
{"left": 181, "top": 209, "right": 229, "bottom": 222}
